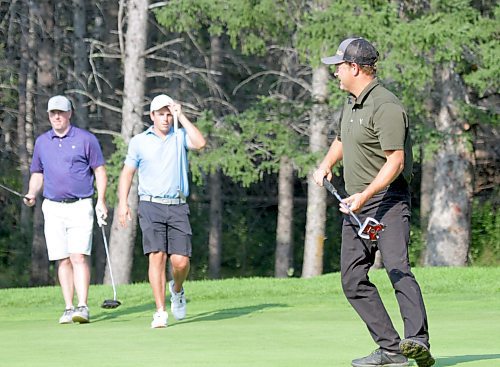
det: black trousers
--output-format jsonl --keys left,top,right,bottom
{"left": 340, "top": 186, "right": 429, "bottom": 353}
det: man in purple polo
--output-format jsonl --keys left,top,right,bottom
{"left": 24, "top": 95, "right": 108, "bottom": 324}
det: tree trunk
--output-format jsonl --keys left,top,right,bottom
{"left": 208, "top": 169, "right": 222, "bottom": 279}
{"left": 17, "top": 2, "right": 31, "bottom": 233}
{"left": 274, "top": 43, "right": 297, "bottom": 278}
{"left": 207, "top": 35, "right": 224, "bottom": 279}
{"left": 424, "top": 64, "right": 474, "bottom": 266}
{"left": 302, "top": 65, "right": 329, "bottom": 278}
{"left": 27, "top": 1, "right": 51, "bottom": 285}
{"left": 106, "top": 0, "right": 148, "bottom": 284}
{"left": 72, "top": 0, "right": 89, "bottom": 129}
{"left": 275, "top": 156, "right": 294, "bottom": 277}
{"left": 419, "top": 92, "right": 438, "bottom": 256}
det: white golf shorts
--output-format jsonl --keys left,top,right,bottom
{"left": 41, "top": 198, "right": 94, "bottom": 260}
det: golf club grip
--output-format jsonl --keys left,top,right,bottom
{"left": 322, "top": 177, "right": 336, "bottom": 195}
{"left": 323, "top": 178, "right": 360, "bottom": 222}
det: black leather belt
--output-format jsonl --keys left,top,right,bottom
{"left": 50, "top": 196, "right": 91, "bottom": 203}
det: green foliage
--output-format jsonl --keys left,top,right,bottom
{"left": 384, "top": 1, "right": 499, "bottom": 110}
{"left": 297, "top": 1, "right": 396, "bottom": 67}
{"left": 0, "top": 157, "right": 30, "bottom": 288}
{"left": 470, "top": 196, "right": 500, "bottom": 265}
{"left": 103, "top": 136, "right": 128, "bottom": 207}
{"left": 409, "top": 220, "right": 425, "bottom": 267}
{"left": 154, "top": 0, "right": 294, "bottom": 55}
{"left": 462, "top": 103, "right": 499, "bottom": 128}
{"left": 190, "top": 97, "right": 310, "bottom": 187}
{"left": 462, "top": 4, "right": 500, "bottom": 95}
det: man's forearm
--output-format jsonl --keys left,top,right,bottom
{"left": 94, "top": 165, "right": 107, "bottom": 202}
{"left": 319, "top": 138, "right": 343, "bottom": 171}
{"left": 118, "top": 166, "right": 135, "bottom": 205}
{"left": 180, "top": 113, "right": 206, "bottom": 150}
{"left": 27, "top": 173, "right": 44, "bottom": 197}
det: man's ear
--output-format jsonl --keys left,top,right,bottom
{"left": 351, "top": 63, "right": 360, "bottom": 76}
{"left": 150, "top": 111, "right": 155, "bottom": 122}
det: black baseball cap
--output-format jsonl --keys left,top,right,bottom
{"left": 321, "top": 37, "right": 379, "bottom": 66}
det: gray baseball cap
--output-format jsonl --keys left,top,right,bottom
{"left": 47, "top": 95, "right": 72, "bottom": 112}
{"left": 322, "top": 37, "right": 379, "bottom": 66}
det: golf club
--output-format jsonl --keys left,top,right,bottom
{"left": 100, "top": 225, "right": 121, "bottom": 309}
{"left": 0, "top": 182, "right": 29, "bottom": 200}
{"left": 173, "top": 111, "right": 186, "bottom": 201}
{"left": 323, "top": 178, "right": 385, "bottom": 241}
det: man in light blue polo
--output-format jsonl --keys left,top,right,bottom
{"left": 117, "top": 94, "right": 206, "bottom": 328}
{"left": 24, "top": 95, "right": 108, "bottom": 324}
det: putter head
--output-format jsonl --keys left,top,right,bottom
{"left": 101, "top": 299, "right": 121, "bottom": 309}
{"left": 358, "top": 217, "right": 385, "bottom": 241}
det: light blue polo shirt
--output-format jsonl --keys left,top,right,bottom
{"left": 124, "top": 126, "right": 189, "bottom": 198}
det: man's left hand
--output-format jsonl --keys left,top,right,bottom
{"left": 341, "top": 192, "right": 368, "bottom": 214}
{"left": 95, "top": 201, "right": 108, "bottom": 227}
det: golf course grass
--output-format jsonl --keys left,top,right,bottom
{"left": 0, "top": 267, "right": 499, "bottom": 366}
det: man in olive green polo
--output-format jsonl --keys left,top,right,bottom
{"left": 313, "top": 37, "right": 434, "bottom": 367}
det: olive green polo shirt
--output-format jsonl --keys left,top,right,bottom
{"left": 339, "top": 79, "right": 413, "bottom": 195}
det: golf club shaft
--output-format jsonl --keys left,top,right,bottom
{"left": 0, "top": 183, "right": 25, "bottom": 198}
{"left": 173, "top": 112, "right": 186, "bottom": 200}
{"left": 101, "top": 226, "right": 117, "bottom": 300}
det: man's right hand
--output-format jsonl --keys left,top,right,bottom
{"left": 23, "top": 194, "right": 36, "bottom": 207}
{"left": 312, "top": 167, "right": 332, "bottom": 186}
{"left": 117, "top": 203, "right": 132, "bottom": 228}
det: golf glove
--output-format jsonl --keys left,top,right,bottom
{"left": 95, "top": 203, "right": 107, "bottom": 227}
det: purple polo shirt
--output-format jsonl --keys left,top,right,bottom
{"left": 30, "top": 125, "right": 105, "bottom": 201}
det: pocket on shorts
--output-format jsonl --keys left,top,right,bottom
{"left": 181, "top": 203, "right": 190, "bottom": 216}
{"left": 137, "top": 202, "right": 152, "bottom": 231}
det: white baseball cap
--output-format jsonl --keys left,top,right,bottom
{"left": 150, "top": 94, "right": 174, "bottom": 113}
{"left": 47, "top": 95, "right": 72, "bottom": 112}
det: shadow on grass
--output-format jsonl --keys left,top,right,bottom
{"left": 90, "top": 302, "right": 288, "bottom": 324}
{"left": 177, "top": 303, "right": 289, "bottom": 325}
{"left": 91, "top": 303, "right": 153, "bottom": 323}
{"left": 435, "top": 354, "right": 500, "bottom": 366}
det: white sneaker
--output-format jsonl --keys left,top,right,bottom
{"left": 169, "top": 280, "right": 186, "bottom": 320}
{"left": 72, "top": 305, "right": 90, "bottom": 323}
{"left": 151, "top": 310, "right": 168, "bottom": 328}
{"left": 59, "top": 308, "right": 74, "bottom": 324}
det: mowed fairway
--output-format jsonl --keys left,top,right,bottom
{"left": 0, "top": 267, "right": 499, "bottom": 367}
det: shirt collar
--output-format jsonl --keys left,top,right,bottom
{"left": 145, "top": 125, "right": 174, "bottom": 138}
{"left": 49, "top": 125, "right": 74, "bottom": 139}
{"left": 351, "top": 78, "right": 379, "bottom": 107}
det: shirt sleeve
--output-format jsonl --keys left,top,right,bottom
{"left": 88, "top": 134, "right": 106, "bottom": 168}
{"left": 181, "top": 128, "right": 189, "bottom": 149}
{"left": 373, "top": 102, "right": 408, "bottom": 151}
{"left": 30, "top": 138, "right": 43, "bottom": 173}
{"left": 124, "top": 136, "right": 140, "bottom": 168}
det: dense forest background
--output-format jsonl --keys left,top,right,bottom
{"left": 0, "top": 0, "right": 498, "bottom": 288}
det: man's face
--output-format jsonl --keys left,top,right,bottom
{"left": 151, "top": 106, "right": 174, "bottom": 134}
{"left": 331, "top": 62, "right": 354, "bottom": 92}
{"left": 48, "top": 110, "right": 71, "bottom": 132}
